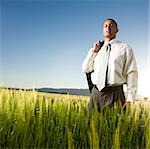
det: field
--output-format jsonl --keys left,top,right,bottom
{"left": 0, "top": 89, "right": 150, "bottom": 149}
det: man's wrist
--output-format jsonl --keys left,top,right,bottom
{"left": 126, "top": 99, "right": 134, "bottom": 102}
{"left": 126, "top": 94, "right": 135, "bottom": 102}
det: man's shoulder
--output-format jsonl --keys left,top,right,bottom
{"left": 116, "top": 40, "right": 131, "bottom": 48}
{"left": 116, "top": 40, "right": 127, "bottom": 45}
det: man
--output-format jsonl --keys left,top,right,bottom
{"left": 82, "top": 18, "right": 138, "bottom": 111}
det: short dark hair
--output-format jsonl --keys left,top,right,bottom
{"left": 103, "top": 18, "right": 118, "bottom": 28}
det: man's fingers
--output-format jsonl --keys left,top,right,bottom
{"left": 122, "top": 101, "right": 131, "bottom": 110}
{"left": 91, "top": 41, "right": 102, "bottom": 53}
{"left": 95, "top": 42, "right": 101, "bottom": 48}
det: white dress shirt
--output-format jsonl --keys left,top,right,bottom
{"left": 82, "top": 38, "right": 138, "bottom": 102}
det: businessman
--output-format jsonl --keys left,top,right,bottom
{"left": 82, "top": 18, "right": 138, "bottom": 111}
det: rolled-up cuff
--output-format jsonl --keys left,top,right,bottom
{"left": 126, "top": 93, "right": 135, "bottom": 102}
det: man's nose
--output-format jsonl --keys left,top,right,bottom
{"left": 108, "top": 26, "right": 111, "bottom": 29}
{"left": 106, "top": 26, "right": 111, "bottom": 31}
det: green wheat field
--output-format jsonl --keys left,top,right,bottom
{"left": 0, "top": 88, "right": 150, "bottom": 149}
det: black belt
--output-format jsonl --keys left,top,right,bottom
{"left": 94, "top": 85, "right": 123, "bottom": 92}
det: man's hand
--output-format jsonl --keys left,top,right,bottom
{"left": 92, "top": 41, "right": 102, "bottom": 53}
{"left": 122, "top": 101, "right": 131, "bottom": 110}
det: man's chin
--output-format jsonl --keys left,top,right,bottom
{"left": 105, "top": 35, "right": 112, "bottom": 39}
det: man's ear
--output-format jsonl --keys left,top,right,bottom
{"left": 116, "top": 27, "right": 119, "bottom": 33}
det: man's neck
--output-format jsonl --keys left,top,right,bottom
{"left": 104, "top": 37, "right": 116, "bottom": 42}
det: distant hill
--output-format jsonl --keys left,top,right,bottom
{"left": 3, "top": 87, "right": 90, "bottom": 96}
{"left": 3, "top": 87, "right": 149, "bottom": 101}
{"left": 36, "top": 88, "right": 150, "bottom": 100}
{"left": 36, "top": 88, "right": 90, "bottom": 96}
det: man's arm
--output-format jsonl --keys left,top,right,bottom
{"left": 82, "top": 41, "right": 102, "bottom": 73}
{"left": 82, "top": 48, "right": 97, "bottom": 73}
{"left": 124, "top": 46, "right": 138, "bottom": 102}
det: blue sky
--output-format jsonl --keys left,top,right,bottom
{"left": 1, "top": 0, "right": 149, "bottom": 95}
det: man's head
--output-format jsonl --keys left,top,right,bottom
{"left": 103, "top": 18, "right": 119, "bottom": 41}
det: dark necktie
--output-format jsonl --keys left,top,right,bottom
{"left": 105, "top": 44, "right": 111, "bottom": 87}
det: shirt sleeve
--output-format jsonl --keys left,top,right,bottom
{"left": 124, "top": 45, "right": 138, "bottom": 102}
{"left": 82, "top": 48, "right": 97, "bottom": 73}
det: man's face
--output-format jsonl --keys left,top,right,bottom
{"left": 103, "top": 20, "right": 118, "bottom": 39}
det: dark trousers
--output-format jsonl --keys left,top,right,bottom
{"left": 88, "top": 85, "right": 125, "bottom": 112}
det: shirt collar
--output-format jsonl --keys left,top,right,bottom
{"left": 103, "top": 38, "right": 117, "bottom": 47}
